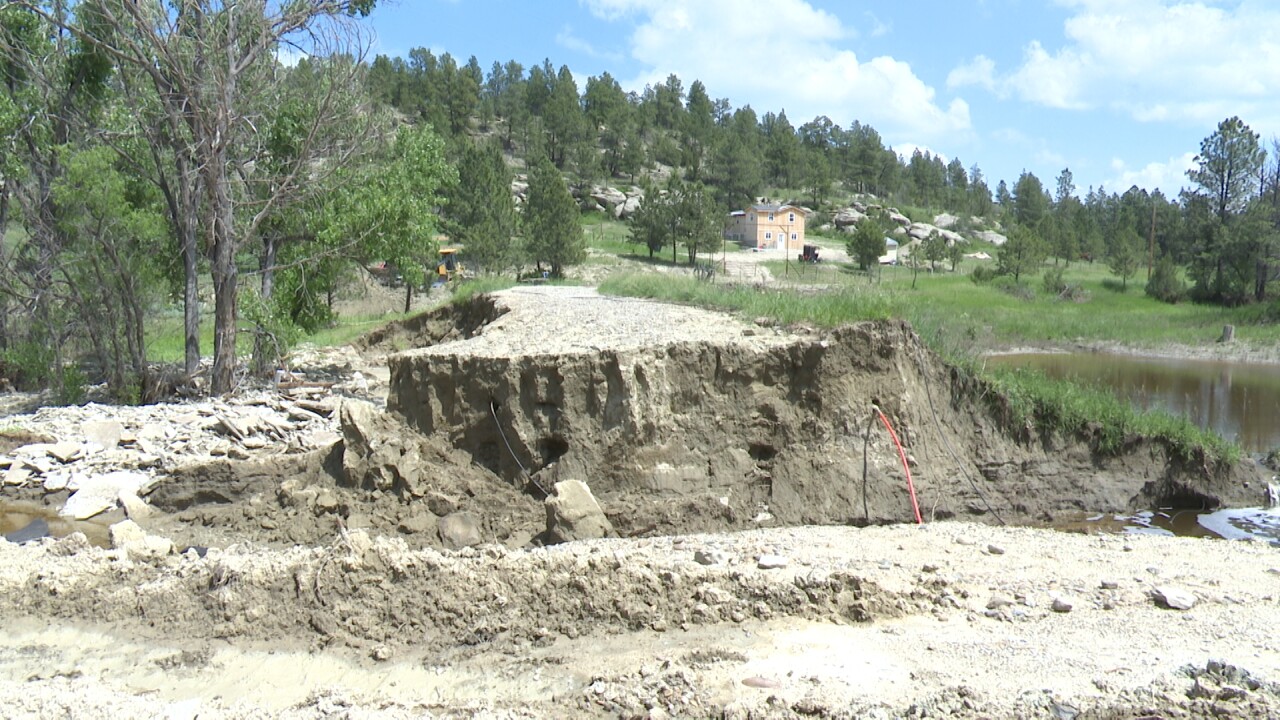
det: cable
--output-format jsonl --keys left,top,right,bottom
{"left": 875, "top": 405, "right": 923, "bottom": 525}
{"left": 913, "top": 347, "right": 1006, "bottom": 525}
{"left": 489, "top": 399, "right": 550, "bottom": 497}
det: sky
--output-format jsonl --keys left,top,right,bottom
{"left": 363, "top": 0, "right": 1280, "bottom": 199}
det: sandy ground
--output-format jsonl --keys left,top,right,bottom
{"left": 0, "top": 522, "right": 1277, "bottom": 718}
{"left": 1, "top": 286, "right": 1279, "bottom": 718}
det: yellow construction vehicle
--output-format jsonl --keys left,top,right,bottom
{"left": 435, "top": 247, "right": 464, "bottom": 283}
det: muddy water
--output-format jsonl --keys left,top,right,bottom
{"left": 1050, "top": 507, "right": 1280, "bottom": 547}
{"left": 0, "top": 501, "right": 111, "bottom": 547}
{"left": 986, "top": 352, "right": 1280, "bottom": 452}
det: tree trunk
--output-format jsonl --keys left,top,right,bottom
{"left": 181, "top": 216, "right": 200, "bottom": 376}
{"left": 211, "top": 237, "right": 238, "bottom": 394}
{"left": 403, "top": 283, "right": 413, "bottom": 313}
{"left": 251, "top": 235, "right": 278, "bottom": 375}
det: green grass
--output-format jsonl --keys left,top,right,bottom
{"left": 754, "top": 258, "right": 1280, "bottom": 352}
{"left": 599, "top": 272, "right": 901, "bottom": 326}
{"left": 580, "top": 213, "right": 638, "bottom": 256}
{"left": 982, "top": 365, "right": 1241, "bottom": 463}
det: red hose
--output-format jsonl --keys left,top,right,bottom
{"left": 875, "top": 407, "right": 923, "bottom": 525}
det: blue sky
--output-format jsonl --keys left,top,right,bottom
{"left": 365, "top": 0, "right": 1280, "bottom": 199}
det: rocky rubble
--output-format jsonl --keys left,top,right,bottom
{"left": 0, "top": 344, "right": 385, "bottom": 523}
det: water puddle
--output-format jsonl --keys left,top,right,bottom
{"left": 1051, "top": 507, "right": 1280, "bottom": 547}
{"left": 0, "top": 501, "right": 111, "bottom": 548}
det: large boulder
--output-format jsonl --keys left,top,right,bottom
{"left": 618, "top": 194, "right": 643, "bottom": 220}
{"left": 886, "top": 210, "right": 911, "bottom": 227}
{"left": 832, "top": 208, "right": 867, "bottom": 228}
{"left": 545, "top": 479, "right": 612, "bottom": 543}
{"left": 933, "top": 213, "right": 959, "bottom": 229}
{"left": 590, "top": 186, "right": 627, "bottom": 214}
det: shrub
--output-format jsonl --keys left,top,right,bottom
{"left": 992, "top": 275, "right": 1035, "bottom": 301}
{"left": 970, "top": 265, "right": 998, "bottom": 284}
{"left": 1145, "top": 254, "right": 1185, "bottom": 304}
{"left": 1042, "top": 267, "right": 1066, "bottom": 295}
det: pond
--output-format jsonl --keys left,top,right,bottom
{"left": 985, "top": 351, "right": 1280, "bottom": 453}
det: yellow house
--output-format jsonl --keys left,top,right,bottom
{"left": 724, "top": 202, "right": 806, "bottom": 251}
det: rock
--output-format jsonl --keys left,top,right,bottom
{"left": 371, "top": 645, "right": 392, "bottom": 662}
{"left": 618, "top": 195, "right": 642, "bottom": 220}
{"left": 397, "top": 513, "right": 437, "bottom": 536}
{"left": 590, "top": 186, "right": 627, "bottom": 213}
{"left": 61, "top": 470, "right": 150, "bottom": 520}
{"left": 3, "top": 466, "right": 31, "bottom": 487}
{"left": 241, "top": 436, "right": 267, "bottom": 450}
{"left": 438, "top": 512, "right": 483, "bottom": 550}
{"left": 1100, "top": 579, "right": 1119, "bottom": 590}
{"left": 1052, "top": 597, "right": 1075, "bottom": 613}
{"left": 340, "top": 400, "right": 428, "bottom": 495}
{"left": 832, "top": 208, "right": 867, "bottom": 228}
{"left": 887, "top": 210, "right": 910, "bottom": 227}
{"left": 314, "top": 491, "right": 340, "bottom": 514}
{"left": 109, "top": 519, "right": 173, "bottom": 560}
{"left": 986, "top": 595, "right": 1014, "bottom": 610}
{"left": 694, "top": 549, "right": 729, "bottom": 566}
{"left": 973, "top": 230, "right": 1008, "bottom": 246}
{"left": 545, "top": 479, "right": 613, "bottom": 543}
{"left": 986, "top": 544, "right": 1006, "bottom": 555}
{"left": 933, "top": 213, "right": 959, "bottom": 229}
{"left": 47, "top": 442, "right": 82, "bottom": 464}
{"left": 1153, "top": 585, "right": 1198, "bottom": 610}
{"left": 426, "top": 491, "right": 461, "bottom": 517}
{"left": 82, "top": 420, "right": 123, "bottom": 448}
{"left": 757, "top": 554, "right": 788, "bottom": 570}
{"left": 118, "top": 490, "right": 153, "bottom": 520}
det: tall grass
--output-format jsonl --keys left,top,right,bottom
{"left": 982, "top": 365, "right": 1240, "bottom": 463}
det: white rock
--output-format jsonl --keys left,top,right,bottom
{"left": 109, "top": 519, "right": 173, "bottom": 560}
{"left": 1052, "top": 597, "right": 1075, "bottom": 613}
{"left": 1154, "top": 585, "right": 1198, "bottom": 610}
{"left": 694, "top": 549, "right": 730, "bottom": 566}
{"left": 47, "top": 442, "right": 82, "bottom": 463}
{"left": 82, "top": 420, "right": 124, "bottom": 448}
{"left": 61, "top": 470, "right": 149, "bottom": 520}
{"left": 757, "top": 554, "right": 789, "bottom": 570}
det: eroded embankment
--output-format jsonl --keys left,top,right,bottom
{"left": 386, "top": 292, "right": 1265, "bottom": 536}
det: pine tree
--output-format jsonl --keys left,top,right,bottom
{"left": 448, "top": 141, "right": 518, "bottom": 275}
{"left": 522, "top": 157, "right": 584, "bottom": 277}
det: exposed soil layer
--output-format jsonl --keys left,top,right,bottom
{"left": 386, "top": 287, "right": 1266, "bottom": 539}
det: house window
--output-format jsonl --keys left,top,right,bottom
{"left": 789, "top": 213, "right": 795, "bottom": 223}
{"left": 768, "top": 213, "right": 774, "bottom": 221}
{"left": 765, "top": 232, "right": 772, "bottom": 240}
{"left": 791, "top": 233, "right": 798, "bottom": 240}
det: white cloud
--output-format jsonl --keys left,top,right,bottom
{"left": 555, "top": 25, "right": 624, "bottom": 61}
{"left": 953, "top": 0, "right": 1280, "bottom": 126}
{"left": 947, "top": 55, "right": 996, "bottom": 93}
{"left": 1105, "top": 152, "right": 1197, "bottom": 195}
{"left": 581, "top": 0, "right": 971, "bottom": 145}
